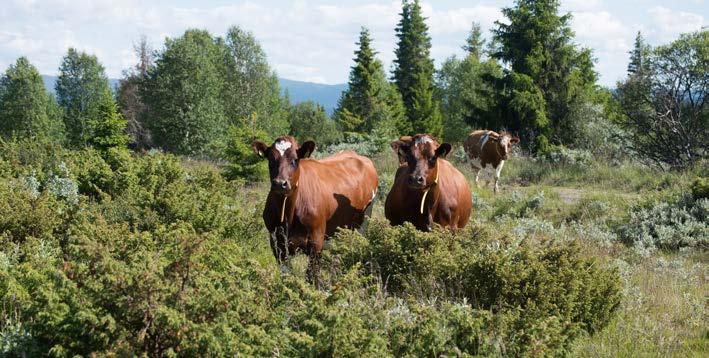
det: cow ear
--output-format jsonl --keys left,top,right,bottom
{"left": 435, "top": 143, "right": 452, "bottom": 158}
{"left": 391, "top": 140, "right": 409, "bottom": 164}
{"left": 510, "top": 137, "right": 520, "bottom": 144}
{"left": 297, "top": 141, "right": 315, "bottom": 159}
{"left": 252, "top": 140, "right": 269, "bottom": 158}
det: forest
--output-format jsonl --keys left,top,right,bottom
{"left": 0, "top": 0, "right": 706, "bottom": 356}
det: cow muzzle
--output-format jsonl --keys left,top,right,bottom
{"left": 271, "top": 179, "right": 291, "bottom": 193}
{"left": 407, "top": 174, "right": 426, "bottom": 189}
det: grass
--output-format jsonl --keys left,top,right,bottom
{"left": 368, "top": 149, "right": 707, "bottom": 357}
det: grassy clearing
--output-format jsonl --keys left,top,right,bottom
{"left": 432, "top": 151, "right": 708, "bottom": 357}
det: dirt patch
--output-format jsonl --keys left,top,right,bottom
{"left": 555, "top": 188, "right": 585, "bottom": 204}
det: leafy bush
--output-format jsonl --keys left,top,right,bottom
{"left": 0, "top": 140, "right": 623, "bottom": 356}
{"left": 222, "top": 125, "right": 268, "bottom": 182}
{"left": 539, "top": 145, "right": 592, "bottom": 167}
{"left": 620, "top": 195, "right": 708, "bottom": 250}
{"left": 326, "top": 220, "right": 623, "bottom": 355}
{"left": 316, "top": 131, "right": 391, "bottom": 158}
{"left": 691, "top": 177, "right": 708, "bottom": 200}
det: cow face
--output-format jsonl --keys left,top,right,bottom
{"left": 252, "top": 137, "right": 315, "bottom": 194}
{"left": 391, "top": 134, "right": 452, "bottom": 190}
{"left": 493, "top": 134, "right": 520, "bottom": 160}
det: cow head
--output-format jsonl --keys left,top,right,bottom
{"left": 252, "top": 136, "right": 315, "bottom": 194}
{"left": 391, "top": 134, "right": 452, "bottom": 190}
{"left": 491, "top": 132, "right": 520, "bottom": 160}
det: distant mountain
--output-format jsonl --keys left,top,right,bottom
{"left": 41, "top": 75, "right": 346, "bottom": 114}
{"left": 278, "top": 78, "right": 346, "bottom": 114}
{"left": 41, "top": 75, "right": 120, "bottom": 95}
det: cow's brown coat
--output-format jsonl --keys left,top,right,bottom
{"left": 385, "top": 134, "right": 472, "bottom": 231}
{"left": 252, "top": 136, "right": 378, "bottom": 285}
{"left": 463, "top": 130, "right": 519, "bottom": 193}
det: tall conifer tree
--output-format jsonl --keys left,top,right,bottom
{"left": 393, "top": 0, "right": 441, "bottom": 137}
{"left": 335, "top": 27, "right": 404, "bottom": 136}
{"left": 0, "top": 57, "right": 63, "bottom": 140}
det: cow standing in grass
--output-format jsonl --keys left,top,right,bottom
{"left": 252, "top": 136, "right": 378, "bottom": 286}
{"left": 385, "top": 134, "right": 472, "bottom": 231}
{"left": 464, "top": 130, "right": 519, "bottom": 193}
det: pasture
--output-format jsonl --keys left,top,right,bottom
{"left": 3, "top": 137, "right": 705, "bottom": 356}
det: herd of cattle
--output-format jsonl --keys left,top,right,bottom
{"left": 251, "top": 130, "right": 520, "bottom": 282}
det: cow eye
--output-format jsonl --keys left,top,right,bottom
{"left": 291, "top": 159, "right": 297, "bottom": 167}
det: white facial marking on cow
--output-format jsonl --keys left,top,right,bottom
{"left": 500, "top": 136, "right": 510, "bottom": 147}
{"left": 274, "top": 140, "right": 292, "bottom": 156}
{"left": 480, "top": 132, "right": 490, "bottom": 150}
{"left": 414, "top": 136, "right": 433, "bottom": 145}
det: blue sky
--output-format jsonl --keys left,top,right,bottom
{"left": 0, "top": 0, "right": 706, "bottom": 86}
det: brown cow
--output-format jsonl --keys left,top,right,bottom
{"left": 463, "top": 130, "right": 519, "bottom": 193}
{"left": 385, "top": 134, "right": 472, "bottom": 231}
{"left": 252, "top": 136, "right": 378, "bottom": 285}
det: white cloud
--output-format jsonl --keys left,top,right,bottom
{"left": 647, "top": 6, "right": 705, "bottom": 42}
{"left": 0, "top": 0, "right": 706, "bottom": 86}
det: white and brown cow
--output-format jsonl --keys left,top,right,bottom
{"left": 463, "top": 130, "right": 519, "bottom": 193}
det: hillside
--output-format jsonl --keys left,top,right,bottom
{"left": 41, "top": 75, "right": 345, "bottom": 113}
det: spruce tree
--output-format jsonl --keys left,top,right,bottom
{"left": 0, "top": 57, "right": 64, "bottom": 140}
{"left": 393, "top": 0, "right": 441, "bottom": 137}
{"left": 335, "top": 27, "right": 404, "bottom": 136}
{"left": 463, "top": 23, "right": 485, "bottom": 59}
{"left": 627, "top": 31, "right": 650, "bottom": 76}
{"left": 56, "top": 48, "right": 112, "bottom": 147}
{"left": 88, "top": 89, "right": 129, "bottom": 153}
{"left": 492, "top": 0, "right": 598, "bottom": 150}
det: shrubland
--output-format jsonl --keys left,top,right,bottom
{"left": 0, "top": 137, "right": 636, "bottom": 357}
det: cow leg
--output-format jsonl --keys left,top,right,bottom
{"left": 494, "top": 160, "right": 505, "bottom": 194}
{"left": 305, "top": 228, "right": 325, "bottom": 289}
{"left": 470, "top": 157, "right": 482, "bottom": 188}
{"left": 269, "top": 225, "right": 290, "bottom": 270}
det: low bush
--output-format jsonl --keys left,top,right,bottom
{"left": 539, "top": 145, "right": 593, "bottom": 167}
{"left": 326, "top": 220, "right": 623, "bottom": 355}
{"left": 620, "top": 194, "right": 708, "bottom": 250}
{"left": 1, "top": 140, "right": 623, "bottom": 356}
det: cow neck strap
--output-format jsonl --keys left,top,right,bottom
{"left": 280, "top": 196, "right": 288, "bottom": 223}
{"left": 419, "top": 165, "right": 440, "bottom": 214}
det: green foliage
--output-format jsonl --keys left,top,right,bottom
{"left": 223, "top": 26, "right": 290, "bottom": 138}
{"left": 393, "top": 0, "right": 442, "bottom": 136}
{"left": 539, "top": 145, "right": 592, "bottom": 167}
{"left": 141, "top": 30, "right": 228, "bottom": 155}
{"left": 56, "top": 48, "right": 112, "bottom": 148}
{"left": 222, "top": 125, "right": 268, "bottom": 182}
{"left": 627, "top": 31, "right": 651, "bottom": 76}
{"left": 616, "top": 30, "right": 708, "bottom": 169}
{"left": 327, "top": 220, "right": 622, "bottom": 355}
{"left": 288, "top": 101, "right": 341, "bottom": 146}
{"left": 691, "top": 177, "right": 709, "bottom": 200}
{"left": 436, "top": 47, "right": 504, "bottom": 142}
{"left": 621, "top": 195, "right": 708, "bottom": 250}
{"left": 0, "top": 57, "right": 64, "bottom": 141}
{"left": 335, "top": 27, "right": 404, "bottom": 138}
{"left": 87, "top": 90, "right": 129, "bottom": 155}
{"left": 492, "top": 0, "right": 598, "bottom": 149}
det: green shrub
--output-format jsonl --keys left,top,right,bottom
{"left": 326, "top": 220, "right": 623, "bottom": 355}
{"left": 620, "top": 195, "right": 708, "bottom": 250}
{"left": 691, "top": 177, "right": 708, "bottom": 200}
{"left": 539, "top": 145, "right": 592, "bottom": 167}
